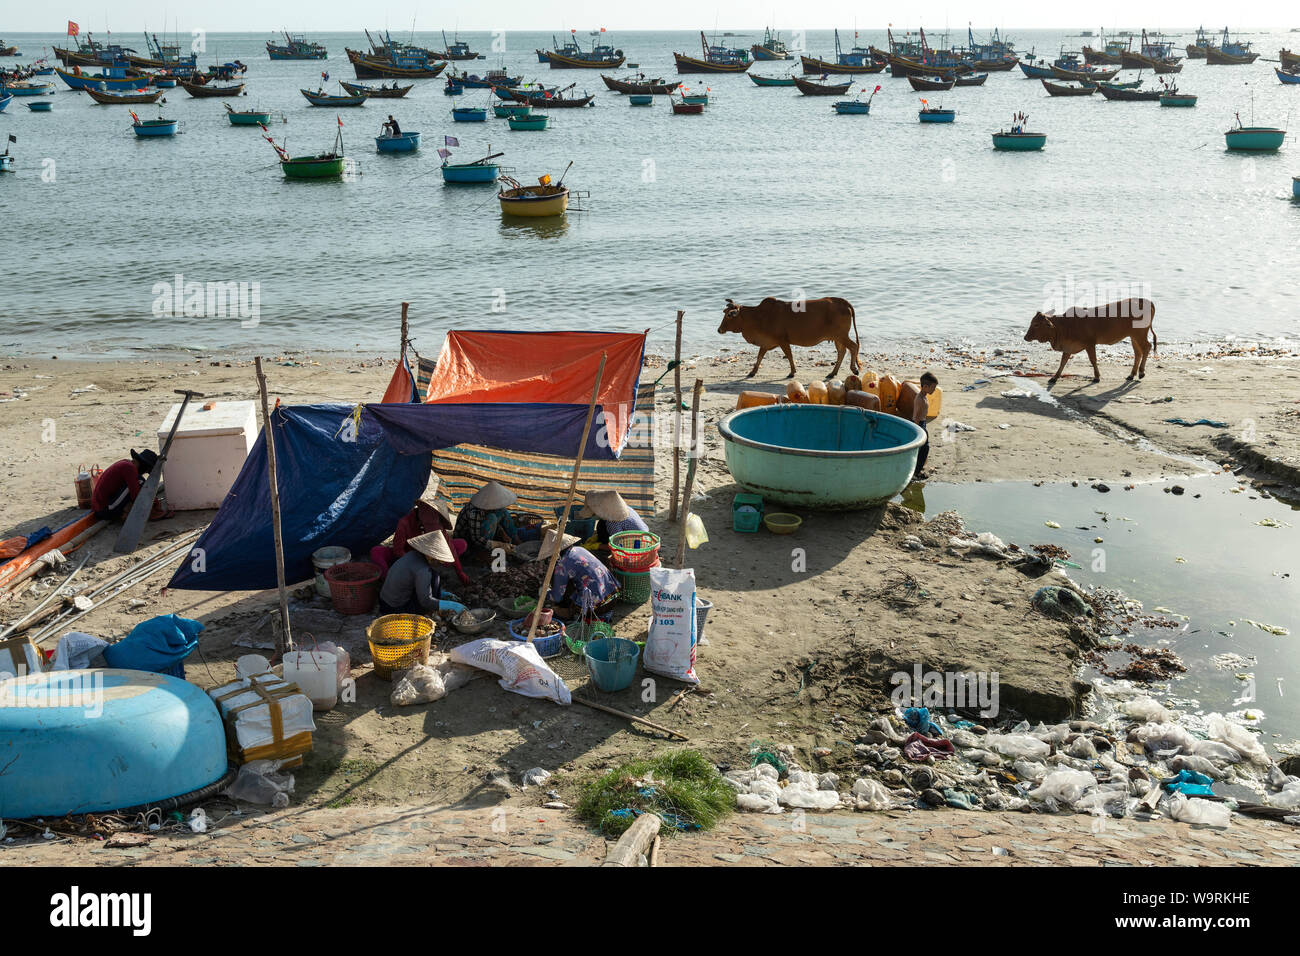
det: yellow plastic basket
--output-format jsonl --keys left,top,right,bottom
{"left": 366, "top": 614, "right": 434, "bottom": 681}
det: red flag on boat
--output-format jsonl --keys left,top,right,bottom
{"left": 67, "top": 20, "right": 79, "bottom": 36}
{"left": 874, "top": 85, "right": 882, "bottom": 92}
{"left": 337, "top": 115, "right": 343, "bottom": 127}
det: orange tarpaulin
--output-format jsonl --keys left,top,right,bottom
{"left": 0, "top": 512, "right": 96, "bottom": 590}
{"left": 422, "top": 330, "right": 646, "bottom": 446}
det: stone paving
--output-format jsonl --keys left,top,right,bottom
{"left": 4, "top": 804, "right": 1299, "bottom": 866}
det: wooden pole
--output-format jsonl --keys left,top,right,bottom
{"left": 669, "top": 310, "right": 684, "bottom": 521}
{"left": 527, "top": 352, "right": 607, "bottom": 643}
{"left": 674, "top": 379, "right": 703, "bottom": 568}
{"left": 572, "top": 696, "right": 689, "bottom": 740}
{"left": 602, "top": 812, "right": 662, "bottom": 867}
{"left": 255, "top": 357, "right": 293, "bottom": 656}
{"left": 399, "top": 301, "right": 409, "bottom": 360}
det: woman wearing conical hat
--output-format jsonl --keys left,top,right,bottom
{"left": 452, "top": 480, "right": 521, "bottom": 560}
{"left": 538, "top": 527, "right": 619, "bottom": 617}
{"left": 371, "top": 496, "right": 470, "bottom": 586}
{"left": 377, "top": 530, "right": 453, "bottom": 616}
{"left": 578, "top": 489, "right": 648, "bottom": 546}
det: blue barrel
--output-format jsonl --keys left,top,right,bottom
{"left": 0, "top": 669, "right": 227, "bottom": 818}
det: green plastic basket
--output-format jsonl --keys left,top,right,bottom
{"left": 613, "top": 565, "right": 655, "bottom": 605}
{"left": 566, "top": 619, "right": 614, "bottom": 657}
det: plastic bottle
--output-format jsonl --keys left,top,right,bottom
{"left": 807, "top": 380, "right": 828, "bottom": 404}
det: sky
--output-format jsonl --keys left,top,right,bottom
{"left": 3, "top": 3, "right": 1295, "bottom": 34}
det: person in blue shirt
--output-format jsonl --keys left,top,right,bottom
{"left": 578, "top": 489, "right": 648, "bottom": 546}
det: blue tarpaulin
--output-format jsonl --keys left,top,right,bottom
{"left": 168, "top": 400, "right": 625, "bottom": 592}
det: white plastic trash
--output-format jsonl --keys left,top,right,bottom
{"left": 236, "top": 654, "right": 271, "bottom": 679}
{"left": 282, "top": 650, "right": 339, "bottom": 711}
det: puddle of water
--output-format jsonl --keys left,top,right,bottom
{"left": 900, "top": 474, "right": 1300, "bottom": 750}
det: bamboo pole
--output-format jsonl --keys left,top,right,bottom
{"left": 572, "top": 696, "right": 689, "bottom": 740}
{"left": 669, "top": 310, "right": 684, "bottom": 521}
{"left": 399, "top": 301, "right": 409, "bottom": 361}
{"left": 0, "top": 521, "right": 106, "bottom": 602}
{"left": 526, "top": 352, "right": 607, "bottom": 643}
{"left": 255, "top": 357, "right": 293, "bottom": 657}
{"left": 674, "top": 379, "right": 704, "bottom": 568}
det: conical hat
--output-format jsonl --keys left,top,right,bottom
{"left": 470, "top": 480, "right": 516, "bottom": 510}
{"left": 536, "top": 528, "right": 581, "bottom": 562}
{"left": 407, "top": 531, "right": 454, "bottom": 564}
{"left": 578, "top": 489, "right": 631, "bottom": 522}
{"left": 421, "top": 497, "right": 453, "bottom": 528}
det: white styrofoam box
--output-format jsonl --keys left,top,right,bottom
{"left": 156, "top": 400, "right": 257, "bottom": 510}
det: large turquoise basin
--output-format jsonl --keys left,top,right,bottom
{"left": 718, "top": 405, "right": 926, "bottom": 509}
{"left": 0, "top": 669, "right": 227, "bottom": 818}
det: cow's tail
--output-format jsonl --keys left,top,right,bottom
{"left": 1148, "top": 301, "right": 1157, "bottom": 354}
{"left": 849, "top": 301, "right": 860, "bottom": 350}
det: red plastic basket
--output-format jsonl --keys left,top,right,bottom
{"left": 324, "top": 561, "right": 383, "bottom": 615}
{"left": 609, "top": 531, "right": 661, "bottom": 572}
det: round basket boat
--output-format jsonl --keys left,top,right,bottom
{"left": 0, "top": 669, "right": 228, "bottom": 819}
{"left": 718, "top": 405, "right": 925, "bottom": 509}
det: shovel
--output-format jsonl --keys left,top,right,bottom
{"left": 113, "top": 389, "right": 204, "bottom": 554}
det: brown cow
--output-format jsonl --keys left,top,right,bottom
{"left": 1023, "top": 298, "right": 1158, "bottom": 386}
{"left": 719, "top": 296, "right": 861, "bottom": 379}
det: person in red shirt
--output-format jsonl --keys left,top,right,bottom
{"left": 90, "top": 449, "right": 158, "bottom": 520}
{"left": 370, "top": 498, "right": 470, "bottom": 587}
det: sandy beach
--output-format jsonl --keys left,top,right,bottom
{"left": 1, "top": 338, "right": 1297, "bottom": 854}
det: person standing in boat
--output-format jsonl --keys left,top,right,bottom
{"left": 385, "top": 114, "right": 402, "bottom": 136}
{"left": 90, "top": 449, "right": 157, "bottom": 521}
{"left": 578, "top": 489, "right": 647, "bottom": 546}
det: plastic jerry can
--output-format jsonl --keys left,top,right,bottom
{"left": 735, "top": 390, "right": 780, "bottom": 410}
{"left": 895, "top": 380, "right": 920, "bottom": 421}
{"left": 876, "top": 375, "right": 900, "bottom": 415}
{"left": 826, "top": 380, "right": 846, "bottom": 405}
{"left": 845, "top": 390, "right": 881, "bottom": 411}
{"left": 807, "top": 380, "right": 828, "bottom": 404}
{"left": 785, "top": 380, "right": 809, "bottom": 403}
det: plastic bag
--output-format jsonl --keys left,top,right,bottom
{"left": 1265, "top": 781, "right": 1300, "bottom": 811}
{"left": 1168, "top": 793, "right": 1231, "bottom": 827}
{"left": 643, "top": 566, "right": 698, "bottom": 684}
{"left": 449, "top": 638, "right": 571, "bottom": 705}
{"left": 1012, "top": 759, "right": 1048, "bottom": 782}
{"left": 1029, "top": 769, "right": 1097, "bottom": 807}
{"left": 225, "top": 759, "right": 296, "bottom": 806}
{"left": 684, "top": 513, "right": 709, "bottom": 549}
{"left": 390, "top": 659, "right": 474, "bottom": 707}
{"left": 849, "top": 778, "right": 895, "bottom": 811}
{"left": 1123, "top": 696, "right": 1172, "bottom": 723}
{"left": 986, "top": 733, "right": 1051, "bottom": 761}
{"left": 1207, "top": 716, "right": 1268, "bottom": 765}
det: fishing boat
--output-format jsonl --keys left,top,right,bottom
{"left": 439, "top": 145, "right": 503, "bottom": 183}
{"left": 26, "top": 100, "right": 53, "bottom": 111}
{"left": 793, "top": 75, "right": 851, "bottom": 96}
{"left": 749, "top": 73, "right": 797, "bottom": 87}
{"left": 1097, "top": 83, "right": 1161, "bottom": 101}
{"left": 224, "top": 103, "right": 273, "bottom": 125}
{"left": 1051, "top": 62, "right": 1119, "bottom": 82}
{"left": 131, "top": 112, "right": 178, "bottom": 136}
{"left": 1206, "top": 28, "right": 1258, "bottom": 64}
{"left": 884, "top": 27, "right": 972, "bottom": 78}
{"left": 1042, "top": 78, "right": 1097, "bottom": 96}
{"left": 600, "top": 73, "right": 680, "bottom": 94}
{"left": 375, "top": 129, "right": 420, "bottom": 152}
{"left": 674, "top": 32, "right": 752, "bottom": 73}
{"left": 505, "top": 85, "right": 595, "bottom": 108}
{"left": 346, "top": 48, "right": 447, "bottom": 80}
{"left": 179, "top": 79, "right": 245, "bottom": 98}
{"left": 1122, "top": 31, "right": 1182, "bottom": 71}
{"left": 993, "top": 130, "right": 1046, "bottom": 150}
{"left": 908, "top": 74, "right": 953, "bottom": 92}
{"left": 0, "top": 93, "right": 10, "bottom": 113}
{"left": 1277, "top": 68, "right": 1300, "bottom": 85}
{"left": 628, "top": 94, "right": 653, "bottom": 106}
{"left": 265, "top": 124, "right": 346, "bottom": 180}
{"left": 0, "top": 154, "right": 12, "bottom": 172}
{"left": 439, "top": 31, "right": 480, "bottom": 61}
{"left": 84, "top": 85, "right": 165, "bottom": 104}
{"left": 1019, "top": 58, "right": 1056, "bottom": 79}
{"left": 1186, "top": 26, "right": 1213, "bottom": 59}
{"left": 0, "top": 42, "right": 20, "bottom": 57}
{"left": 445, "top": 81, "right": 464, "bottom": 96}
{"left": 1293, "top": 176, "right": 1300, "bottom": 199}
{"left": 152, "top": 76, "right": 177, "bottom": 88}
{"left": 681, "top": 91, "right": 708, "bottom": 105}
{"left": 671, "top": 97, "right": 705, "bottom": 114}
{"left": 54, "top": 33, "right": 138, "bottom": 68}
{"left": 508, "top": 113, "right": 549, "bottom": 130}
{"left": 340, "top": 80, "right": 413, "bottom": 98}
{"left": 266, "top": 31, "right": 328, "bottom": 60}
{"left": 918, "top": 104, "right": 956, "bottom": 123}
{"left": 498, "top": 174, "right": 570, "bottom": 217}
{"left": 1283, "top": 49, "right": 1300, "bottom": 71}
{"left": 447, "top": 68, "right": 521, "bottom": 90}
{"left": 965, "top": 26, "right": 1019, "bottom": 70}
{"left": 492, "top": 102, "right": 531, "bottom": 118}
{"left": 0, "top": 80, "right": 54, "bottom": 96}
{"left": 752, "top": 28, "right": 792, "bottom": 61}
{"left": 954, "top": 72, "right": 989, "bottom": 86}
{"left": 542, "top": 31, "right": 624, "bottom": 68}
{"left": 56, "top": 66, "right": 147, "bottom": 91}
{"left": 452, "top": 106, "right": 488, "bottom": 122}
{"left": 801, "top": 29, "right": 883, "bottom": 74}
{"left": 302, "top": 87, "right": 369, "bottom": 107}
{"left": 128, "top": 32, "right": 198, "bottom": 72}
{"left": 1225, "top": 117, "right": 1286, "bottom": 151}
{"left": 833, "top": 98, "right": 872, "bottom": 114}
{"left": 1158, "top": 80, "right": 1197, "bottom": 107}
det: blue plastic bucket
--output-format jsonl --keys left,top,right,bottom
{"left": 584, "top": 637, "right": 641, "bottom": 692}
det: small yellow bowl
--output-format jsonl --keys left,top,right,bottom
{"left": 764, "top": 513, "right": 802, "bottom": 534}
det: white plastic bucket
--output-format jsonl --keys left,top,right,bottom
{"left": 311, "top": 546, "right": 351, "bottom": 598}
{"left": 283, "top": 650, "right": 339, "bottom": 711}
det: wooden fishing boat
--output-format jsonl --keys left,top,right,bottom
{"left": 0, "top": 81, "right": 54, "bottom": 96}
{"left": 375, "top": 130, "right": 420, "bottom": 152}
{"left": 266, "top": 32, "right": 327, "bottom": 60}
{"left": 1224, "top": 123, "right": 1286, "bottom": 151}
{"left": 793, "top": 75, "right": 852, "bottom": 96}
{"left": 674, "top": 32, "right": 752, "bottom": 73}
{"left": 26, "top": 100, "right": 53, "bottom": 112}
{"left": 224, "top": 103, "right": 272, "bottom": 125}
{"left": 56, "top": 67, "right": 146, "bottom": 91}
{"left": 749, "top": 73, "right": 797, "bottom": 87}
{"left": 543, "top": 34, "right": 624, "bottom": 69}
{"left": 601, "top": 73, "right": 680, "bottom": 94}
{"left": 1186, "top": 27, "right": 1212, "bottom": 59}
{"left": 179, "top": 79, "right": 245, "bottom": 97}
{"left": 919, "top": 107, "right": 956, "bottom": 123}
{"left": 85, "top": 85, "right": 165, "bottom": 104}
{"left": 498, "top": 176, "right": 569, "bottom": 217}
{"left": 127, "top": 32, "right": 198, "bottom": 72}
{"left": 1122, "top": 31, "right": 1182, "bottom": 72}
{"left": 132, "top": 115, "right": 178, "bottom": 136}
{"left": 1042, "top": 79, "right": 1097, "bottom": 96}
{"left": 447, "top": 68, "right": 521, "bottom": 89}
{"left": 801, "top": 29, "right": 884, "bottom": 74}
{"left": 508, "top": 113, "right": 549, "bottom": 130}
{"left": 1152, "top": 59, "right": 1183, "bottom": 74}
{"left": 973, "top": 57, "right": 1018, "bottom": 71}
{"left": 0, "top": 43, "right": 20, "bottom": 57}
{"left": 452, "top": 106, "right": 487, "bottom": 122}
{"left": 505, "top": 86, "right": 595, "bottom": 108}
{"left": 752, "top": 27, "right": 792, "bottom": 61}
{"left": 671, "top": 98, "right": 705, "bottom": 114}
{"left": 340, "top": 80, "right": 413, "bottom": 98}
{"left": 1205, "top": 28, "right": 1258, "bottom": 64}
{"left": 1097, "top": 84, "right": 1161, "bottom": 101}
{"left": 992, "top": 130, "right": 1046, "bottom": 150}
{"left": 345, "top": 48, "right": 446, "bottom": 80}
{"left": 438, "top": 32, "right": 480, "bottom": 61}
{"left": 953, "top": 72, "right": 989, "bottom": 86}
{"left": 908, "top": 74, "right": 953, "bottom": 92}
{"left": 628, "top": 94, "right": 653, "bottom": 106}
{"left": 493, "top": 102, "right": 531, "bottom": 118}
{"left": 301, "top": 88, "right": 368, "bottom": 107}
{"left": 1019, "top": 59, "right": 1055, "bottom": 79}
{"left": 1051, "top": 63, "right": 1118, "bottom": 82}
{"left": 1277, "top": 68, "right": 1300, "bottom": 85}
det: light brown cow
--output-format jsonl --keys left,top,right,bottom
{"left": 718, "top": 296, "right": 861, "bottom": 379}
{"left": 1023, "top": 298, "right": 1158, "bottom": 386}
